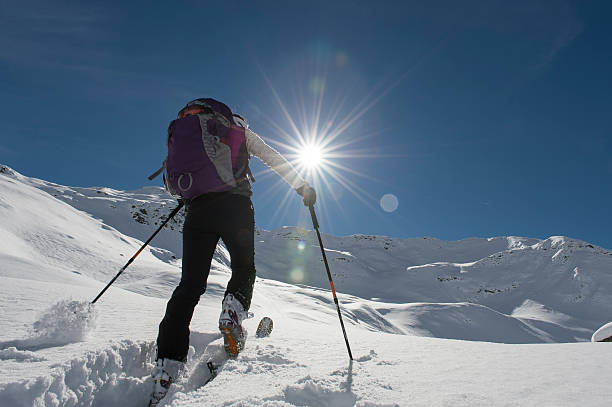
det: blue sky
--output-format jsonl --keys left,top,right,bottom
{"left": 1, "top": 1, "right": 611, "bottom": 249}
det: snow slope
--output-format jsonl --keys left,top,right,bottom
{"left": 4, "top": 165, "right": 611, "bottom": 343}
{"left": 1, "top": 165, "right": 612, "bottom": 406}
{"left": 592, "top": 321, "right": 612, "bottom": 342}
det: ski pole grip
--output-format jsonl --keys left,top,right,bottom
{"left": 309, "top": 204, "right": 319, "bottom": 229}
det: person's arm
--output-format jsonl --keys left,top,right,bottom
{"left": 245, "top": 128, "right": 316, "bottom": 206}
{"left": 245, "top": 128, "right": 306, "bottom": 189}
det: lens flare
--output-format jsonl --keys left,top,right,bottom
{"left": 380, "top": 194, "right": 399, "bottom": 212}
{"left": 309, "top": 77, "right": 326, "bottom": 95}
{"left": 289, "top": 268, "right": 305, "bottom": 283}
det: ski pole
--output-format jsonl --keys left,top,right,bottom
{"left": 91, "top": 201, "right": 184, "bottom": 304}
{"left": 308, "top": 204, "right": 353, "bottom": 360}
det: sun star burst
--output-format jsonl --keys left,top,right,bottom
{"left": 299, "top": 144, "right": 324, "bottom": 169}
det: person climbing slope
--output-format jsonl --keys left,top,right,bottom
{"left": 149, "top": 98, "right": 316, "bottom": 405}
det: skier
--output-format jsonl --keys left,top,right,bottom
{"left": 150, "top": 98, "right": 316, "bottom": 405}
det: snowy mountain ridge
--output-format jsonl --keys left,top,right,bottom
{"left": 2, "top": 164, "right": 611, "bottom": 342}
{"left": 1, "top": 164, "right": 612, "bottom": 406}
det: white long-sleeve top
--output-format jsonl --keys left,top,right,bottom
{"left": 233, "top": 128, "right": 306, "bottom": 196}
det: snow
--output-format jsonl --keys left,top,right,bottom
{"left": 0, "top": 348, "right": 46, "bottom": 363}
{"left": 1, "top": 300, "right": 97, "bottom": 352}
{"left": 592, "top": 322, "right": 612, "bottom": 342}
{"left": 1, "top": 164, "right": 612, "bottom": 406}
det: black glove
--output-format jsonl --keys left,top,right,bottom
{"left": 296, "top": 184, "right": 316, "bottom": 207}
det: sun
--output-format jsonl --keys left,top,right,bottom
{"left": 254, "top": 65, "right": 404, "bottom": 223}
{"left": 299, "top": 144, "right": 324, "bottom": 169}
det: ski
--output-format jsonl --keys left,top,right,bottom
{"left": 203, "top": 317, "right": 274, "bottom": 385}
{"left": 203, "top": 358, "right": 224, "bottom": 385}
{"left": 256, "top": 316, "right": 273, "bottom": 338}
{"left": 149, "top": 317, "right": 275, "bottom": 405}
{"left": 201, "top": 347, "right": 229, "bottom": 385}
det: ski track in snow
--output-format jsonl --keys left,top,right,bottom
{"left": 3, "top": 329, "right": 612, "bottom": 406}
{"left": 2, "top": 164, "right": 612, "bottom": 406}
{"left": 0, "top": 334, "right": 401, "bottom": 407}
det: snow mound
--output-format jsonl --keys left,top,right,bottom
{"left": 592, "top": 322, "right": 612, "bottom": 342}
{"left": 0, "top": 340, "right": 155, "bottom": 407}
{"left": 0, "top": 348, "right": 46, "bottom": 362}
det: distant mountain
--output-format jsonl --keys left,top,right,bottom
{"left": 2, "top": 164, "right": 611, "bottom": 343}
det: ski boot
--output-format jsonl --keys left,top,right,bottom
{"left": 218, "top": 294, "right": 248, "bottom": 357}
{"left": 149, "top": 358, "right": 184, "bottom": 406}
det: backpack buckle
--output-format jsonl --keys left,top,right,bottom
{"left": 177, "top": 173, "right": 193, "bottom": 192}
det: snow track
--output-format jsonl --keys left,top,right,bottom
{"left": 0, "top": 335, "right": 400, "bottom": 407}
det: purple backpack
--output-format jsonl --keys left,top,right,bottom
{"left": 150, "top": 98, "right": 250, "bottom": 200}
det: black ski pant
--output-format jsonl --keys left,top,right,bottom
{"left": 156, "top": 193, "right": 256, "bottom": 361}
